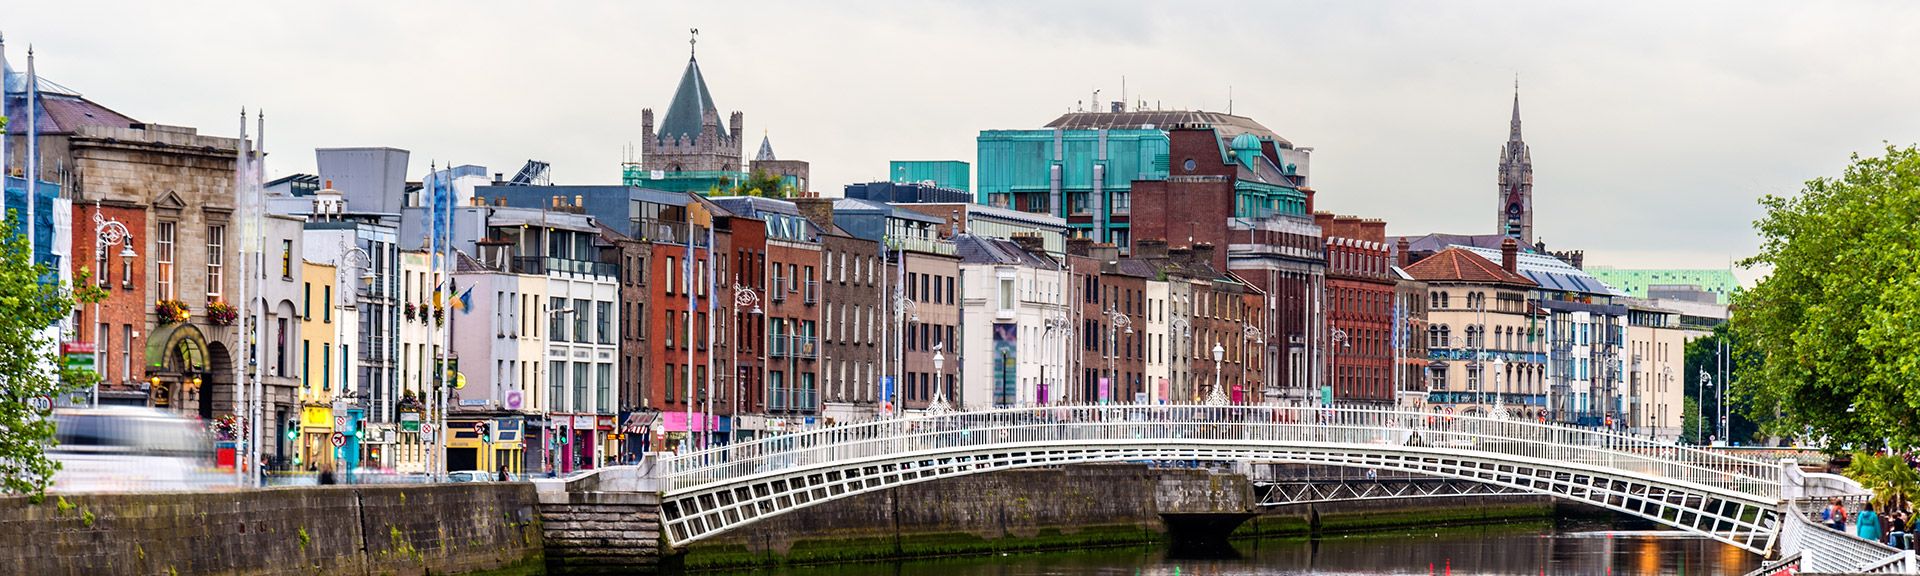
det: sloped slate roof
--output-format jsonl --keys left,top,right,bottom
{"left": 953, "top": 234, "right": 1055, "bottom": 267}
{"left": 657, "top": 57, "right": 725, "bottom": 143}
{"left": 1403, "top": 247, "right": 1535, "bottom": 287}
{"left": 1459, "top": 245, "right": 1617, "bottom": 296}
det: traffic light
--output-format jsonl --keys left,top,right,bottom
{"left": 285, "top": 420, "right": 299, "bottom": 441}
{"left": 476, "top": 421, "right": 492, "bottom": 444}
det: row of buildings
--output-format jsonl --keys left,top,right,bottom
{"left": 2, "top": 38, "right": 1725, "bottom": 476}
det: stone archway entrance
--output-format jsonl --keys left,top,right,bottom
{"left": 143, "top": 322, "right": 213, "bottom": 417}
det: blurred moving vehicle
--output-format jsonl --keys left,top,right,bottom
{"left": 446, "top": 470, "right": 494, "bottom": 483}
{"left": 48, "top": 407, "right": 220, "bottom": 492}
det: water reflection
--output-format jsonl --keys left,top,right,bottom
{"left": 710, "top": 524, "right": 1762, "bottom": 576}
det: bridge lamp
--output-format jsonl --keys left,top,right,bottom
{"left": 1211, "top": 343, "right": 1226, "bottom": 406}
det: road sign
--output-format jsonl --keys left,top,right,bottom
{"left": 330, "top": 432, "right": 346, "bottom": 448}
{"left": 26, "top": 395, "right": 52, "bottom": 412}
{"left": 334, "top": 415, "right": 346, "bottom": 430}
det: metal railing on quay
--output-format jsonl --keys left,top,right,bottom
{"left": 655, "top": 404, "right": 1782, "bottom": 496}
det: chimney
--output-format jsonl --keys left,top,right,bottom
{"left": 1169, "top": 246, "right": 1193, "bottom": 266}
{"left": 1396, "top": 237, "right": 1411, "bottom": 268}
{"left": 1359, "top": 219, "right": 1387, "bottom": 243}
{"left": 1089, "top": 243, "right": 1121, "bottom": 263}
{"left": 493, "top": 172, "right": 504, "bottom": 185}
{"left": 1134, "top": 238, "right": 1169, "bottom": 259}
{"left": 1190, "top": 242, "right": 1217, "bottom": 267}
{"left": 1313, "top": 211, "right": 1335, "bottom": 236}
{"left": 793, "top": 197, "right": 836, "bottom": 230}
{"left": 1010, "top": 234, "right": 1046, "bottom": 255}
{"left": 1501, "top": 238, "right": 1518, "bottom": 274}
{"left": 1067, "top": 237, "right": 1094, "bottom": 257}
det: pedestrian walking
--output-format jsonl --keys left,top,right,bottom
{"left": 318, "top": 467, "right": 337, "bottom": 485}
{"left": 1858, "top": 502, "right": 1883, "bottom": 542}
{"left": 1825, "top": 498, "right": 1849, "bottom": 531}
{"left": 497, "top": 463, "right": 510, "bottom": 482}
{"left": 1885, "top": 507, "right": 1909, "bottom": 549}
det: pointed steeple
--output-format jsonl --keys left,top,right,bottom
{"left": 755, "top": 132, "right": 777, "bottom": 162}
{"left": 656, "top": 29, "right": 725, "bottom": 144}
{"left": 1509, "top": 76, "right": 1523, "bottom": 142}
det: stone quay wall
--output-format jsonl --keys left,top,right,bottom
{"left": 0, "top": 483, "right": 543, "bottom": 576}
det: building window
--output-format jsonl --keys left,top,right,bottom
{"left": 573, "top": 298, "right": 590, "bottom": 343}
{"left": 551, "top": 361, "right": 567, "bottom": 411}
{"left": 596, "top": 363, "right": 612, "bottom": 414}
{"left": 321, "top": 344, "right": 332, "bottom": 391}
{"left": 573, "top": 362, "right": 589, "bottom": 413}
{"left": 323, "top": 285, "right": 332, "bottom": 323}
{"left": 121, "top": 324, "right": 132, "bottom": 382}
{"left": 551, "top": 297, "right": 569, "bottom": 341}
{"left": 597, "top": 301, "right": 613, "bottom": 345}
{"left": 280, "top": 239, "right": 293, "bottom": 279}
{"left": 206, "top": 225, "right": 224, "bottom": 301}
{"left": 156, "top": 222, "right": 176, "bottom": 299}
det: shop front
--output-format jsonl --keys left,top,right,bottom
{"left": 661, "top": 411, "right": 726, "bottom": 451}
{"left": 446, "top": 416, "right": 526, "bottom": 476}
{"left": 298, "top": 405, "right": 334, "bottom": 471}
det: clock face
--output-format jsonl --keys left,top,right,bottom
{"left": 1508, "top": 204, "right": 1523, "bottom": 215}
{"left": 1183, "top": 159, "right": 1197, "bottom": 172}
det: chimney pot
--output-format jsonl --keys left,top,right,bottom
{"left": 1501, "top": 238, "right": 1519, "bottom": 273}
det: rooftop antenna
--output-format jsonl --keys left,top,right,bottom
{"left": 1092, "top": 89, "right": 1100, "bottom": 112}
{"left": 1228, "top": 85, "right": 1234, "bottom": 115}
{"left": 1121, "top": 76, "right": 1127, "bottom": 112}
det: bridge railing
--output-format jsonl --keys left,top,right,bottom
{"left": 657, "top": 404, "right": 1780, "bottom": 497}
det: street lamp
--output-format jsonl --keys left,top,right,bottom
{"left": 91, "top": 203, "right": 137, "bottom": 407}
{"left": 333, "top": 243, "right": 375, "bottom": 473}
{"left": 1209, "top": 342, "right": 1226, "bottom": 406}
{"left": 1044, "top": 314, "right": 1074, "bottom": 406}
{"left": 1168, "top": 316, "right": 1190, "bottom": 403}
{"left": 1103, "top": 307, "right": 1132, "bottom": 404}
{"left": 890, "top": 285, "right": 917, "bottom": 418}
{"left": 1661, "top": 366, "right": 1673, "bottom": 437}
{"left": 1704, "top": 368, "right": 1720, "bottom": 445}
{"left": 1241, "top": 324, "right": 1265, "bottom": 405}
{"left": 929, "top": 347, "right": 951, "bottom": 415}
{"left": 731, "top": 284, "right": 761, "bottom": 446}
{"left": 1489, "top": 356, "right": 1507, "bottom": 419}
{"left": 1327, "top": 327, "right": 1350, "bottom": 407}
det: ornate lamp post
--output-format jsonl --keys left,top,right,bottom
{"left": 1327, "top": 327, "right": 1350, "bottom": 407}
{"left": 1241, "top": 324, "right": 1265, "bottom": 405}
{"left": 1209, "top": 342, "right": 1226, "bottom": 406}
{"left": 731, "top": 284, "right": 761, "bottom": 445}
{"left": 91, "top": 204, "right": 137, "bottom": 407}
{"left": 333, "top": 243, "right": 374, "bottom": 477}
{"left": 890, "top": 285, "right": 917, "bottom": 418}
{"left": 1102, "top": 307, "right": 1131, "bottom": 404}
{"left": 1044, "top": 314, "right": 1073, "bottom": 406}
{"left": 1168, "top": 316, "right": 1190, "bottom": 403}
{"left": 1489, "top": 356, "right": 1507, "bottom": 420}
{"left": 929, "top": 347, "right": 951, "bottom": 415}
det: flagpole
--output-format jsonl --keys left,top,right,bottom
{"left": 252, "top": 110, "right": 267, "bottom": 486}
{"left": 439, "top": 166, "right": 454, "bottom": 479}
{"left": 24, "top": 45, "right": 36, "bottom": 259}
{"left": 232, "top": 108, "right": 249, "bottom": 487}
{"left": 424, "top": 163, "right": 438, "bottom": 481}
{"left": 704, "top": 223, "right": 715, "bottom": 449}
{"left": 684, "top": 210, "right": 695, "bottom": 451}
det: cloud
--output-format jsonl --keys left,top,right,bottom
{"left": 10, "top": 0, "right": 1920, "bottom": 269}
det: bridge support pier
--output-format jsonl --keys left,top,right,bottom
{"left": 1161, "top": 513, "right": 1257, "bottom": 555}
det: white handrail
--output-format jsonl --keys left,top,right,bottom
{"left": 657, "top": 403, "right": 1781, "bottom": 497}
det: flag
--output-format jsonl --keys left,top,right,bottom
{"left": 453, "top": 286, "right": 473, "bottom": 313}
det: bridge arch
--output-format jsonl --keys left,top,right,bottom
{"left": 655, "top": 405, "right": 1784, "bottom": 553}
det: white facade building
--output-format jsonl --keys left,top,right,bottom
{"left": 955, "top": 235, "right": 1068, "bottom": 409}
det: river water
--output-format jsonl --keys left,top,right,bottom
{"left": 706, "top": 522, "right": 1763, "bottom": 576}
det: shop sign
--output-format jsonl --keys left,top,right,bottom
{"left": 596, "top": 416, "right": 616, "bottom": 430}
{"left": 302, "top": 406, "right": 332, "bottom": 429}
{"left": 400, "top": 411, "right": 420, "bottom": 432}
{"left": 573, "top": 415, "right": 596, "bottom": 428}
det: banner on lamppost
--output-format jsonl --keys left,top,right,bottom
{"left": 880, "top": 376, "right": 894, "bottom": 416}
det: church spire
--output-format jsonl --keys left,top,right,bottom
{"left": 1509, "top": 76, "right": 1523, "bottom": 141}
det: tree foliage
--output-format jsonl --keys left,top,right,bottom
{"left": 0, "top": 214, "right": 103, "bottom": 495}
{"left": 721, "top": 170, "right": 794, "bottom": 199}
{"left": 1731, "top": 145, "right": 1920, "bottom": 452}
{"left": 1844, "top": 451, "right": 1920, "bottom": 511}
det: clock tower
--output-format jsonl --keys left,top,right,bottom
{"left": 1497, "top": 83, "right": 1534, "bottom": 244}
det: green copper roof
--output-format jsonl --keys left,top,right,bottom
{"left": 1584, "top": 266, "right": 1740, "bottom": 303}
{"left": 658, "top": 56, "right": 725, "bottom": 143}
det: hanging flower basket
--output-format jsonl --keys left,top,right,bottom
{"left": 207, "top": 300, "right": 238, "bottom": 326}
{"left": 404, "top": 302, "right": 418, "bottom": 321}
{"left": 155, "top": 299, "right": 191, "bottom": 324}
{"left": 397, "top": 390, "right": 424, "bottom": 412}
{"left": 434, "top": 306, "right": 444, "bottom": 326}
{"left": 210, "top": 414, "right": 244, "bottom": 441}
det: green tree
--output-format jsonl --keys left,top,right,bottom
{"left": 0, "top": 215, "right": 104, "bottom": 495}
{"left": 1681, "top": 396, "right": 1703, "bottom": 445}
{"left": 721, "top": 169, "right": 793, "bottom": 199}
{"left": 1731, "top": 144, "right": 1920, "bottom": 452}
{"left": 1844, "top": 452, "right": 1919, "bottom": 511}
{"left": 1684, "top": 326, "right": 1767, "bottom": 445}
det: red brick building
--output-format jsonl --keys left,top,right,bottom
{"left": 73, "top": 201, "right": 150, "bottom": 401}
{"left": 1317, "top": 213, "right": 1396, "bottom": 404}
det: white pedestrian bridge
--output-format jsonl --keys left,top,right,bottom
{"left": 647, "top": 404, "right": 1905, "bottom": 572}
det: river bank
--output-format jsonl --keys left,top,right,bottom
{"left": 673, "top": 465, "right": 1559, "bottom": 571}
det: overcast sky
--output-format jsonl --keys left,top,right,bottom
{"left": 9, "top": 1, "right": 1920, "bottom": 274}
